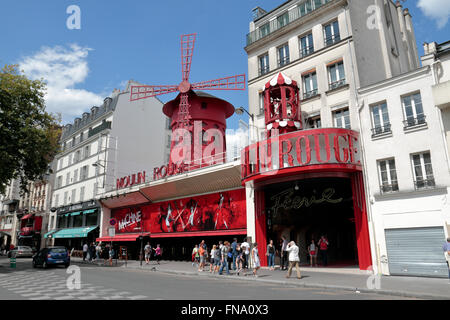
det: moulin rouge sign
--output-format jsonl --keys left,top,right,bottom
{"left": 241, "top": 128, "right": 361, "bottom": 181}
{"left": 116, "top": 171, "right": 146, "bottom": 190}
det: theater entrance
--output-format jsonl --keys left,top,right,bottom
{"left": 264, "top": 177, "right": 358, "bottom": 267}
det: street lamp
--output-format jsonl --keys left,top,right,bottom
{"left": 92, "top": 161, "right": 105, "bottom": 168}
{"left": 235, "top": 107, "right": 254, "bottom": 121}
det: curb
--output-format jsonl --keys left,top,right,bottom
{"left": 113, "top": 264, "right": 450, "bottom": 300}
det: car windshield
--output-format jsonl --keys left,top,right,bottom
{"left": 49, "top": 248, "right": 66, "bottom": 253}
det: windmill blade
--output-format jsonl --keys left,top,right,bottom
{"left": 177, "top": 92, "right": 191, "bottom": 127}
{"left": 191, "top": 74, "right": 246, "bottom": 91}
{"left": 130, "top": 85, "right": 179, "bottom": 101}
{"left": 181, "top": 33, "right": 196, "bottom": 82}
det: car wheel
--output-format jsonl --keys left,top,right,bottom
{"left": 42, "top": 261, "right": 48, "bottom": 269}
{"left": 32, "top": 260, "right": 37, "bottom": 268}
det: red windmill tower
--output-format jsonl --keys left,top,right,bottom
{"left": 130, "top": 33, "right": 245, "bottom": 171}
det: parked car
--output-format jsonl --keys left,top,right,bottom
{"left": 32, "top": 247, "right": 70, "bottom": 268}
{"left": 7, "top": 246, "right": 34, "bottom": 258}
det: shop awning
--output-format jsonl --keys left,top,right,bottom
{"left": 149, "top": 229, "right": 247, "bottom": 239}
{"left": 70, "top": 211, "right": 81, "bottom": 216}
{"left": 21, "top": 214, "right": 33, "bottom": 220}
{"left": 52, "top": 226, "right": 98, "bottom": 239}
{"left": 96, "top": 232, "right": 151, "bottom": 242}
{"left": 44, "top": 229, "right": 57, "bottom": 238}
{"left": 83, "top": 209, "right": 96, "bottom": 214}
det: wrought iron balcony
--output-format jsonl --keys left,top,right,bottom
{"left": 246, "top": 0, "right": 334, "bottom": 46}
{"left": 300, "top": 45, "right": 314, "bottom": 58}
{"left": 371, "top": 123, "right": 391, "bottom": 137}
{"left": 259, "top": 65, "right": 270, "bottom": 76}
{"left": 380, "top": 183, "right": 399, "bottom": 194}
{"left": 278, "top": 56, "right": 290, "bottom": 67}
{"left": 403, "top": 115, "right": 426, "bottom": 129}
{"left": 303, "top": 89, "right": 319, "bottom": 100}
{"left": 328, "top": 79, "right": 346, "bottom": 90}
{"left": 324, "top": 34, "right": 341, "bottom": 47}
{"left": 414, "top": 178, "right": 435, "bottom": 190}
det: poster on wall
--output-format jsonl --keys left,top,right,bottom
{"left": 111, "top": 189, "right": 246, "bottom": 234}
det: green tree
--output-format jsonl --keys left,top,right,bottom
{"left": 0, "top": 64, "right": 61, "bottom": 195}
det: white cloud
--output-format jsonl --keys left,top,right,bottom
{"left": 18, "top": 44, "right": 104, "bottom": 123}
{"left": 417, "top": 0, "right": 450, "bottom": 29}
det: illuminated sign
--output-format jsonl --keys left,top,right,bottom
{"left": 116, "top": 171, "right": 146, "bottom": 189}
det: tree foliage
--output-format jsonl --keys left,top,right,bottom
{"left": 0, "top": 64, "right": 61, "bottom": 195}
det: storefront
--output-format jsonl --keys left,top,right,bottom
{"left": 17, "top": 214, "right": 43, "bottom": 249}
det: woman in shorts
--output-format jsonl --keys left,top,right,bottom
{"left": 308, "top": 239, "right": 318, "bottom": 267}
{"left": 209, "top": 245, "right": 217, "bottom": 273}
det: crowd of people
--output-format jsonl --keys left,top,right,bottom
{"left": 79, "top": 242, "right": 116, "bottom": 266}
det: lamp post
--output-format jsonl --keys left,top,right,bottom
{"left": 235, "top": 106, "right": 254, "bottom": 121}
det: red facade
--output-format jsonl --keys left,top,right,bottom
{"left": 111, "top": 189, "right": 246, "bottom": 236}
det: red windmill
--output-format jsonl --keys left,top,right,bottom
{"left": 130, "top": 33, "right": 246, "bottom": 128}
{"left": 130, "top": 33, "right": 246, "bottom": 173}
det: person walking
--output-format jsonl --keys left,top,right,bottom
{"left": 153, "top": 244, "right": 162, "bottom": 264}
{"left": 192, "top": 245, "right": 199, "bottom": 267}
{"left": 235, "top": 244, "right": 243, "bottom": 275}
{"left": 209, "top": 245, "right": 217, "bottom": 273}
{"left": 89, "top": 243, "right": 96, "bottom": 262}
{"left": 285, "top": 241, "right": 301, "bottom": 279}
{"left": 231, "top": 238, "right": 238, "bottom": 271}
{"left": 443, "top": 237, "right": 450, "bottom": 281}
{"left": 95, "top": 243, "right": 102, "bottom": 261}
{"left": 108, "top": 246, "right": 115, "bottom": 266}
{"left": 266, "top": 239, "right": 275, "bottom": 271}
{"left": 213, "top": 243, "right": 221, "bottom": 274}
{"left": 144, "top": 242, "right": 152, "bottom": 265}
{"left": 82, "top": 243, "right": 88, "bottom": 262}
{"left": 308, "top": 239, "right": 318, "bottom": 267}
{"left": 318, "top": 235, "right": 329, "bottom": 266}
{"left": 252, "top": 243, "right": 261, "bottom": 277}
{"left": 219, "top": 241, "right": 231, "bottom": 275}
{"left": 198, "top": 243, "right": 206, "bottom": 272}
{"left": 240, "top": 238, "right": 250, "bottom": 269}
{"left": 101, "top": 245, "right": 109, "bottom": 265}
{"left": 280, "top": 236, "right": 289, "bottom": 271}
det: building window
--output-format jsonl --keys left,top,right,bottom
{"left": 84, "top": 145, "right": 90, "bottom": 159}
{"left": 378, "top": 159, "right": 398, "bottom": 193}
{"left": 73, "top": 213, "right": 83, "bottom": 228}
{"left": 259, "top": 53, "right": 269, "bottom": 76}
{"left": 258, "top": 92, "right": 265, "bottom": 116}
{"left": 324, "top": 20, "right": 340, "bottom": 46}
{"left": 57, "top": 176, "right": 62, "bottom": 189}
{"left": 371, "top": 102, "right": 391, "bottom": 136}
{"left": 75, "top": 150, "right": 81, "bottom": 163}
{"left": 54, "top": 194, "right": 59, "bottom": 207}
{"left": 63, "top": 191, "right": 68, "bottom": 205}
{"left": 80, "top": 165, "right": 89, "bottom": 181}
{"left": 411, "top": 152, "right": 435, "bottom": 189}
{"left": 327, "top": 60, "right": 346, "bottom": 90}
{"left": 277, "top": 11, "right": 289, "bottom": 28}
{"left": 71, "top": 189, "right": 76, "bottom": 204}
{"left": 302, "top": 71, "right": 318, "bottom": 99}
{"left": 86, "top": 212, "right": 98, "bottom": 226}
{"left": 307, "top": 115, "right": 321, "bottom": 128}
{"left": 277, "top": 43, "right": 290, "bottom": 67}
{"left": 68, "top": 153, "right": 73, "bottom": 166}
{"left": 98, "top": 137, "right": 103, "bottom": 153}
{"left": 73, "top": 169, "right": 78, "bottom": 183}
{"left": 299, "top": 33, "right": 314, "bottom": 58}
{"left": 402, "top": 92, "right": 426, "bottom": 128}
{"left": 80, "top": 132, "right": 83, "bottom": 143}
{"left": 333, "top": 108, "right": 350, "bottom": 129}
{"left": 66, "top": 172, "right": 70, "bottom": 186}
{"left": 259, "top": 22, "right": 270, "bottom": 38}
{"left": 80, "top": 187, "right": 85, "bottom": 202}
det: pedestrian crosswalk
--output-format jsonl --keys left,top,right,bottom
{"left": 0, "top": 270, "right": 148, "bottom": 300}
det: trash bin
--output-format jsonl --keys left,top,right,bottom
{"left": 10, "top": 257, "right": 16, "bottom": 268}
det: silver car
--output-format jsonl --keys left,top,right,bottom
{"left": 8, "top": 246, "right": 34, "bottom": 258}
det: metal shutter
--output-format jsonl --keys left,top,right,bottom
{"left": 385, "top": 227, "right": 448, "bottom": 278}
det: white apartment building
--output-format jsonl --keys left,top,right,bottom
{"left": 358, "top": 40, "right": 450, "bottom": 278}
{"left": 46, "top": 81, "right": 168, "bottom": 249}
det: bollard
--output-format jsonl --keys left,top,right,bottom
{"left": 10, "top": 257, "right": 16, "bottom": 268}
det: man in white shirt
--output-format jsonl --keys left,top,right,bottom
{"left": 240, "top": 238, "right": 250, "bottom": 269}
{"left": 285, "top": 241, "right": 301, "bottom": 279}
{"left": 82, "top": 243, "right": 88, "bottom": 261}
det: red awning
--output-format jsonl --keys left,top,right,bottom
{"left": 149, "top": 229, "right": 247, "bottom": 239}
{"left": 21, "top": 214, "right": 33, "bottom": 220}
{"left": 96, "top": 232, "right": 151, "bottom": 242}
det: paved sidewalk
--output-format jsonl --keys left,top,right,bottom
{"left": 72, "top": 257, "right": 450, "bottom": 300}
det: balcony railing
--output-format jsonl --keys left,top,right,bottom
{"left": 403, "top": 115, "right": 426, "bottom": 129}
{"left": 303, "top": 89, "right": 319, "bottom": 100}
{"left": 414, "top": 178, "right": 435, "bottom": 190}
{"left": 380, "top": 183, "right": 399, "bottom": 194}
{"left": 371, "top": 123, "right": 391, "bottom": 137}
{"left": 329, "top": 79, "right": 346, "bottom": 90}
{"left": 88, "top": 120, "right": 112, "bottom": 138}
{"left": 259, "top": 65, "right": 270, "bottom": 76}
{"left": 246, "top": 0, "right": 333, "bottom": 46}
{"left": 324, "top": 34, "right": 341, "bottom": 47}
{"left": 300, "top": 45, "right": 314, "bottom": 58}
{"left": 278, "top": 56, "right": 290, "bottom": 67}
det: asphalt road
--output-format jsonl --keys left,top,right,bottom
{"left": 0, "top": 257, "right": 417, "bottom": 300}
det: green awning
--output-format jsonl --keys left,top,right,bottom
{"left": 70, "top": 211, "right": 81, "bottom": 216}
{"left": 52, "top": 226, "right": 98, "bottom": 239}
{"left": 44, "top": 229, "right": 57, "bottom": 238}
{"left": 83, "top": 209, "right": 96, "bottom": 214}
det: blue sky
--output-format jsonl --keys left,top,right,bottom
{"left": 1, "top": 0, "right": 449, "bottom": 130}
